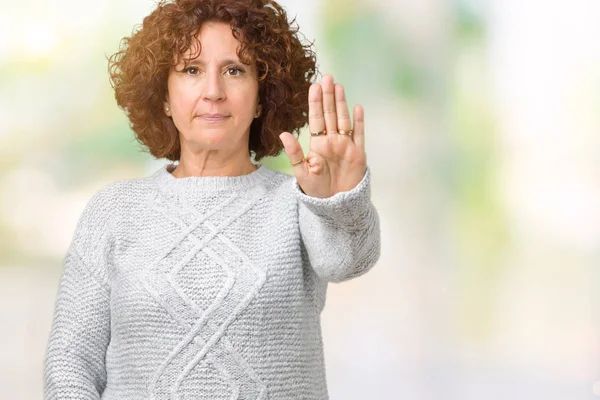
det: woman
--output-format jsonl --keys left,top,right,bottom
{"left": 44, "top": 0, "right": 380, "bottom": 398}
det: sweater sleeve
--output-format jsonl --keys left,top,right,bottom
{"left": 294, "top": 166, "right": 381, "bottom": 283}
{"left": 44, "top": 185, "right": 116, "bottom": 399}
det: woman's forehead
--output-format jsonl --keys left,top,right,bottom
{"left": 174, "top": 47, "right": 246, "bottom": 66}
{"left": 175, "top": 38, "right": 255, "bottom": 66}
{"left": 178, "top": 25, "right": 243, "bottom": 58}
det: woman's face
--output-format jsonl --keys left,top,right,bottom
{"left": 164, "top": 22, "right": 261, "bottom": 154}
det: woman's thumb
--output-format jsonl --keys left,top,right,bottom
{"left": 279, "top": 132, "right": 307, "bottom": 177}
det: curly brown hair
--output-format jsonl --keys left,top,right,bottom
{"left": 107, "top": 0, "right": 317, "bottom": 162}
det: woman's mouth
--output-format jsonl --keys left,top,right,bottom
{"left": 199, "top": 114, "right": 229, "bottom": 122}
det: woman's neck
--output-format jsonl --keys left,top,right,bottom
{"left": 171, "top": 156, "right": 257, "bottom": 178}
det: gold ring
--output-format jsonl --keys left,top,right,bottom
{"left": 290, "top": 157, "right": 305, "bottom": 166}
{"left": 338, "top": 130, "right": 353, "bottom": 136}
{"left": 310, "top": 130, "right": 327, "bottom": 136}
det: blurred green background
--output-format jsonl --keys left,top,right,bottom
{"left": 1, "top": 0, "right": 599, "bottom": 398}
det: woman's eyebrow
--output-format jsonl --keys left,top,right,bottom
{"left": 185, "top": 58, "right": 246, "bottom": 67}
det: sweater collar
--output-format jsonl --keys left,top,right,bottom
{"left": 151, "top": 162, "right": 274, "bottom": 194}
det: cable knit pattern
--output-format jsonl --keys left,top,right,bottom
{"left": 44, "top": 162, "right": 381, "bottom": 400}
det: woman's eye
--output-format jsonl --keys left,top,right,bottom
{"left": 182, "top": 66, "right": 244, "bottom": 76}
{"left": 226, "top": 66, "right": 244, "bottom": 76}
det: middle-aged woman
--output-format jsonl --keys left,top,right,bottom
{"left": 43, "top": 0, "right": 381, "bottom": 399}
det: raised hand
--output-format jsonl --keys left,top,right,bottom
{"left": 279, "top": 74, "right": 367, "bottom": 198}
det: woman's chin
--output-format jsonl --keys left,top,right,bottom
{"left": 185, "top": 134, "right": 235, "bottom": 150}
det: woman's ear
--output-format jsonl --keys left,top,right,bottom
{"left": 255, "top": 104, "right": 263, "bottom": 118}
{"left": 163, "top": 98, "right": 171, "bottom": 117}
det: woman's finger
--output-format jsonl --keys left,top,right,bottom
{"left": 321, "top": 75, "right": 338, "bottom": 136}
{"left": 352, "top": 104, "right": 365, "bottom": 149}
{"left": 335, "top": 83, "right": 353, "bottom": 142}
{"left": 279, "top": 132, "right": 308, "bottom": 179}
{"left": 308, "top": 83, "right": 326, "bottom": 139}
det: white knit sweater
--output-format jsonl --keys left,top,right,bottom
{"left": 44, "top": 162, "right": 381, "bottom": 400}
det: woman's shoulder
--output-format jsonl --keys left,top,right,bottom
{"left": 80, "top": 170, "right": 160, "bottom": 216}
{"left": 90, "top": 174, "right": 151, "bottom": 201}
{"left": 255, "top": 165, "right": 304, "bottom": 200}
{"left": 258, "top": 164, "right": 295, "bottom": 184}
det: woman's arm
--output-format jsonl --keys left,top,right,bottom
{"left": 279, "top": 75, "right": 381, "bottom": 282}
{"left": 44, "top": 186, "right": 115, "bottom": 399}
{"left": 295, "top": 166, "right": 381, "bottom": 283}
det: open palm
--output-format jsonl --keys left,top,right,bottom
{"left": 279, "top": 74, "right": 367, "bottom": 198}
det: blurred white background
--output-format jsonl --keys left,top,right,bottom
{"left": 0, "top": 0, "right": 599, "bottom": 398}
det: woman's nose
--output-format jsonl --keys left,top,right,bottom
{"left": 203, "top": 70, "right": 226, "bottom": 102}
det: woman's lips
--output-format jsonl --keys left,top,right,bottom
{"left": 199, "top": 115, "right": 229, "bottom": 122}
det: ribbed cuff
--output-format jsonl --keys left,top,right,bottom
{"left": 294, "top": 166, "right": 372, "bottom": 225}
